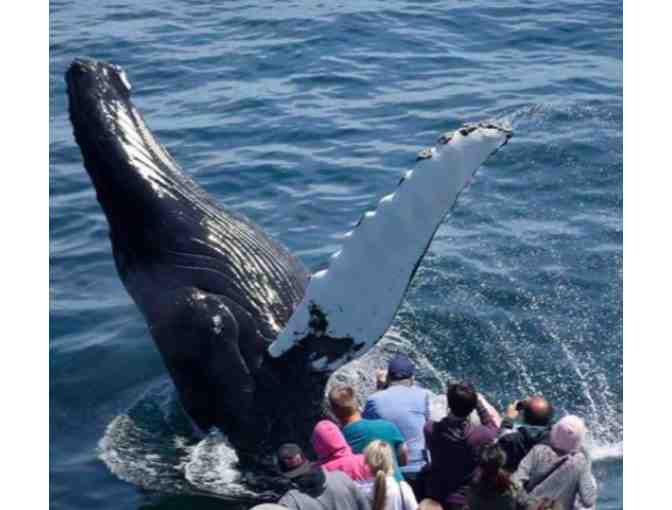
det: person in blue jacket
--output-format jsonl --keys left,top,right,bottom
{"left": 363, "top": 354, "right": 431, "bottom": 500}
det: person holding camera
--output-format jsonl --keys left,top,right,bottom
{"left": 497, "top": 396, "right": 554, "bottom": 472}
{"left": 423, "top": 382, "right": 500, "bottom": 510}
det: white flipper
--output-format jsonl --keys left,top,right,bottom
{"left": 268, "top": 122, "right": 512, "bottom": 371}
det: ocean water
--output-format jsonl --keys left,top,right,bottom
{"left": 49, "top": 1, "right": 622, "bottom": 509}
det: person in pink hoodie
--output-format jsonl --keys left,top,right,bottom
{"left": 312, "top": 420, "right": 373, "bottom": 483}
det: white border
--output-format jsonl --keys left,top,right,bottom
{"left": 3, "top": 2, "right": 48, "bottom": 505}
{"left": 624, "top": 2, "right": 670, "bottom": 507}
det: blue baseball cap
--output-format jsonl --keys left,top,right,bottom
{"left": 387, "top": 354, "right": 415, "bottom": 380}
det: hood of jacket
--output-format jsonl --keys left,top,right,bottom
{"left": 311, "top": 420, "right": 353, "bottom": 463}
{"left": 293, "top": 464, "right": 327, "bottom": 497}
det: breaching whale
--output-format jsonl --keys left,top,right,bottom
{"left": 66, "top": 58, "right": 511, "bottom": 456}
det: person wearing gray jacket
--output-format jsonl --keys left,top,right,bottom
{"left": 276, "top": 443, "right": 371, "bottom": 510}
{"left": 512, "top": 416, "right": 597, "bottom": 510}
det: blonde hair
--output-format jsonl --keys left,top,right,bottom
{"left": 364, "top": 440, "right": 394, "bottom": 510}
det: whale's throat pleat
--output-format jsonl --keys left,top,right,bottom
{"left": 71, "top": 86, "right": 307, "bottom": 338}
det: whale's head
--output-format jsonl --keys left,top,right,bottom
{"left": 66, "top": 58, "right": 134, "bottom": 133}
{"left": 65, "top": 58, "right": 172, "bottom": 211}
{"left": 66, "top": 57, "right": 308, "bottom": 317}
{"left": 66, "top": 58, "right": 132, "bottom": 101}
{"left": 65, "top": 58, "right": 211, "bottom": 258}
{"left": 66, "top": 58, "right": 203, "bottom": 206}
{"left": 66, "top": 58, "right": 189, "bottom": 288}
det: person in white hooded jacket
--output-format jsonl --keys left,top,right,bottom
{"left": 512, "top": 416, "right": 597, "bottom": 510}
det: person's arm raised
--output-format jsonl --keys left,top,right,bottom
{"left": 398, "top": 442, "right": 409, "bottom": 467}
{"left": 476, "top": 393, "right": 501, "bottom": 431}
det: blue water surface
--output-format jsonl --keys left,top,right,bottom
{"left": 50, "top": 1, "right": 622, "bottom": 509}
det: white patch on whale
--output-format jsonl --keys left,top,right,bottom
{"left": 268, "top": 123, "right": 511, "bottom": 371}
{"left": 118, "top": 69, "right": 132, "bottom": 92}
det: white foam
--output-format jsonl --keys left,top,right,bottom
{"left": 98, "top": 414, "right": 167, "bottom": 488}
{"left": 97, "top": 384, "right": 273, "bottom": 499}
{"left": 588, "top": 440, "right": 623, "bottom": 462}
{"left": 183, "top": 431, "right": 254, "bottom": 495}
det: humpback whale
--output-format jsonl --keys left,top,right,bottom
{"left": 66, "top": 58, "right": 512, "bottom": 456}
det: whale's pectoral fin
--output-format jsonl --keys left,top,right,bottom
{"left": 268, "top": 122, "right": 513, "bottom": 373}
{"left": 148, "top": 289, "right": 260, "bottom": 435}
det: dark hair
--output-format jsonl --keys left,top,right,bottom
{"left": 328, "top": 385, "right": 359, "bottom": 421}
{"left": 276, "top": 443, "right": 312, "bottom": 479}
{"left": 478, "top": 443, "right": 512, "bottom": 494}
{"left": 523, "top": 396, "right": 554, "bottom": 427}
{"left": 447, "top": 382, "right": 478, "bottom": 418}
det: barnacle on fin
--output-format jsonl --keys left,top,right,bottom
{"left": 417, "top": 148, "right": 433, "bottom": 160}
{"left": 459, "top": 125, "right": 478, "bottom": 136}
{"left": 438, "top": 132, "right": 453, "bottom": 144}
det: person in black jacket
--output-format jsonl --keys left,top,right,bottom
{"left": 497, "top": 396, "right": 554, "bottom": 472}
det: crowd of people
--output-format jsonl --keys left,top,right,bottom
{"left": 252, "top": 354, "right": 598, "bottom": 510}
